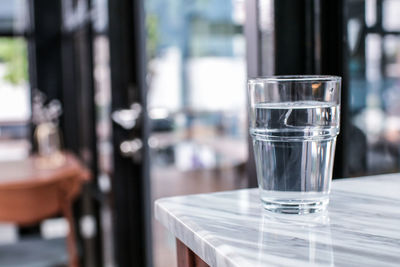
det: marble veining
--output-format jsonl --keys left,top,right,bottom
{"left": 155, "top": 174, "right": 400, "bottom": 267}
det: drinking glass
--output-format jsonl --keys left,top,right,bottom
{"left": 248, "top": 76, "right": 341, "bottom": 214}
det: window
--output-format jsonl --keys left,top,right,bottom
{"left": 347, "top": 0, "right": 400, "bottom": 175}
{"left": 0, "top": 0, "right": 30, "bottom": 161}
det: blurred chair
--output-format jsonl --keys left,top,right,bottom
{"left": 0, "top": 152, "right": 90, "bottom": 267}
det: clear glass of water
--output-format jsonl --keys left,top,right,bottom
{"left": 248, "top": 76, "right": 341, "bottom": 214}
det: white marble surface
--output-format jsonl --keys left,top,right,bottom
{"left": 155, "top": 174, "right": 400, "bottom": 267}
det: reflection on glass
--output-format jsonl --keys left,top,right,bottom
{"left": 257, "top": 212, "right": 334, "bottom": 267}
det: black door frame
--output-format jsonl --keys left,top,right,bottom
{"left": 108, "top": 0, "right": 152, "bottom": 266}
{"left": 29, "top": 0, "right": 104, "bottom": 266}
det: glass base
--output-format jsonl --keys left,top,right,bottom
{"left": 261, "top": 198, "right": 329, "bottom": 214}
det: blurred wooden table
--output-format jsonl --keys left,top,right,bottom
{"left": 0, "top": 152, "right": 90, "bottom": 267}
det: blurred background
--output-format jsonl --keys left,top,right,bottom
{"left": 0, "top": 0, "right": 399, "bottom": 266}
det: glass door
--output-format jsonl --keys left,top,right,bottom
{"left": 145, "top": 0, "right": 248, "bottom": 266}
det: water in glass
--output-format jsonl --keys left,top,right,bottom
{"left": 250, "top": 101, "right": 340, "bottom": 213}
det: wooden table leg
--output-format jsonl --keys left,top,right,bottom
{"left": 62, "top": 200, "right": 79, "bottom": 267}
{"left": 176, "top": 239, "right": 209, "bottom": 267}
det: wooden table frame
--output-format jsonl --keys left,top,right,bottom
{"left": 0, "top": 152, "right": 90, "bottom": 267}
{"left": 176, "top": 239, "right": 209, "bottom": 267}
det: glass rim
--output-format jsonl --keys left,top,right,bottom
{"left": 248, "top": 75, "right": 342, "bottom": 83}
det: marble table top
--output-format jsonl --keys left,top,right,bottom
{"left": 155, "top": 174, "right": 400, "bottom": 267}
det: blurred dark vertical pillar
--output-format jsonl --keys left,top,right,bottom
{"left": 108, "top": 0, "right": 152, "bottom": 266}
{"left": 29, "top": 0, "right": 63, "bottom": 101}
{"left": 274, "top": 0, "right": 308, "bottom": 74}
{"left": 319, "top": 0, "right": 349, "bottom": 178}
{"left": 25, "top": 0, "right": 63, "bottom": 236}
{"left": 29, "top": 0, "right": 81, "bottom": 153}
{"left": 61, "top": 22, "right": 103, "bottom": 267}
{"left": 60, "top": 0, "right": 104, "bottom": 264}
